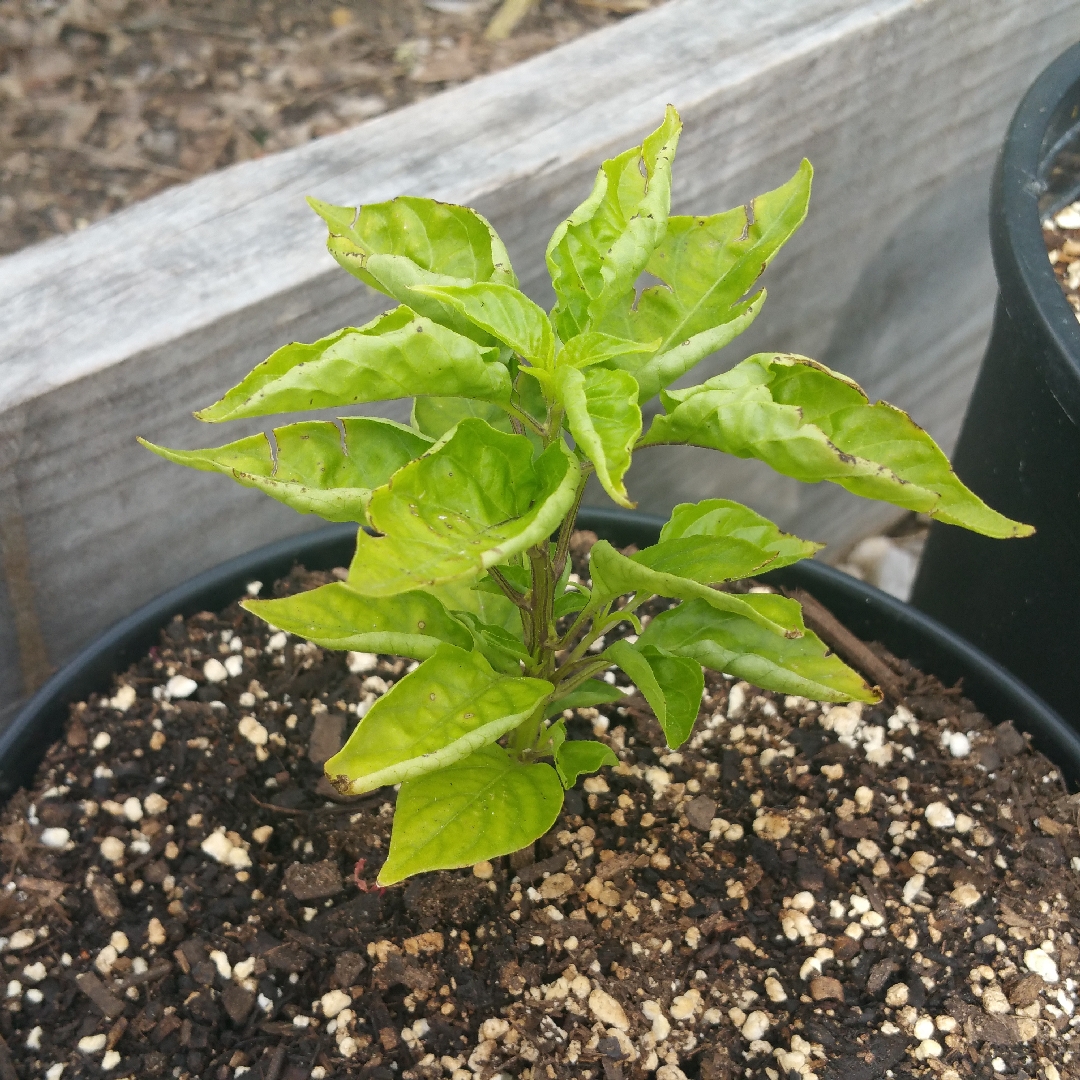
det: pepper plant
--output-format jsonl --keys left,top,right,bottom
{"left": 142, "top": 107, "right": 1031, "bottom": 885}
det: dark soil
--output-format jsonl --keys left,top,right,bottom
{"left": 0, "top": 0, "right": 665, "bottom": 257}
{"left": 1, "top": 538, "right": 1078, "bottom": 1080}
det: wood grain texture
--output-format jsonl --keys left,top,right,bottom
{"left": 1, "top": 0, "right": 1078, "bottom": 715}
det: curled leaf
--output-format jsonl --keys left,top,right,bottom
{"left": 140, "top": 418, "right": 432, "bottom": 525}
{"left": 643, "top": 353, "right": 1034, "bottom": 539}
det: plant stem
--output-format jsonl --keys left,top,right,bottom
{"left": 489, "top": 566, "right": 529, "bottom": 610}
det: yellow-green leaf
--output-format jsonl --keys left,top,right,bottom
{"left": 378, "top": 744, "right": 563, "bottom": 885}
{"left": 139, "top": 418, "right": 432, "bottom": 524}
{"left": 325, "top": 645, "right": 551, "bottom": 796}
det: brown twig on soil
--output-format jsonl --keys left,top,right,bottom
{"left": 264, "top": 1042, "right": 289, "bottom": 1080}
{"left": 784, "top": 587, "right": 907, "bottom": 704}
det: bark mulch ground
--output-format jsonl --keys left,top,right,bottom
{"left": 0, "top": 0, "right": 665, "bottom": 257}
{"left": 1, "top": 536, "right": 1078, "bottom": 1080}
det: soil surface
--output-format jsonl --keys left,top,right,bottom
{"left": 1, "top": 538, "right": 1079, "bottom": 1080}
{"left": 1044, "top": 202, "right": 1080, "bottom": 317}
{"left": 0, "top": 0, "right": 665, "bottom": 257}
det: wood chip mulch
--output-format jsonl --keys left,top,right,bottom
{"left": 0, "top": 0, "right": 666, "bottom": 258}
{"left": 1, "top": 538, "right": 1078, "bottom": 1080}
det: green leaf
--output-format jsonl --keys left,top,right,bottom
{"left": 555, "top": 739, "right": 618, "bottom": 788}
{"left": 325, "top": 645, "right": 551, "bottom": 796}
{"left": 546, "top": 106, "right": 682, "bottom": 341}
{"left": 452, "top": 611, "right": 531, "bottom": 675}
{"left": 556, "top": 332, "right": 660, "bottom": 372}
{"left": 553, "top": 587, "right": 590, "bottom": 620}
{"left": 140, "top": 418, "right": 432, "bottom": 525}
{"left": 309, "top": 195, "right": 516, "bottom": 345}
{"left": 660, "top": 498, "right": 820, "bottom": 570}
{"left": 425, "top": 575, "right": 522, "bottom": 635}
{"left": 242, "top": 582, "right": 472, "bottom": 658}
{"left": 544, "top": 678, "right": 623, "bottom": 718}
{"left": 412, "top": 397, "right": 515, "bottom": 440}
{"left": 588, "top": 539, "right": 804, "bottom": 638}
{"left": 410, "top": 283, "right": 554, "bottom": 369}
{"left": 556, "top": 365, "right": 641, "bottom": 508}
{"left": 603, "top": 639, "right": 702, "bottom": 749}
{"left": 378, "top": 744, "right": 563, "bottom": 885}
{"left": 196, "top": 308, "right": 511, "bottom": 423}
{"left": 642, "top": 353, "right": 1033, "bottom": 539}
{"left": 348, "top": 420, "right": 580, "bottom": 595}
{"left": 638, "top": 596, "right": 879, "bottom": 702}
{"left": 596, "top": 161, "right": 812, "bottom": 400}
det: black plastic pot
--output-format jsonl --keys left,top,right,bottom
{"left": 4, "top": 508, "right": 1079, "bottom": 802}
{"left": 911, "top": 42, "right": 1080, "bottom": 724}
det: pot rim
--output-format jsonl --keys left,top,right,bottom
{"left": 994, "top": 40, "right": 1080, "bottom": 422}
{"left": 3, "top": 510, "right": 1077, "bottom": 798}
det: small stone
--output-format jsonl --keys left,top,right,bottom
{"left": 331, "top": 952, "right": 366, "bottom": 989}
{"left": 642, "top": 1000, "right": 671, "bottom": 1041}
{"left": 538, "top": 873, "right": 573, "bottom": 900}
{"left": 472, "top": 860, "right": 493, "bottom": 881}
{"left": 222, "top": 983, "right": 256, "bottom": 1025}
{"left": 284, "top": 860, "right": 343, "bottom": 901}
{"left": 143, "top": 793, "right": 168, "bottom": 816}
{"left": 909, "top": 851, "right": 936, "bottom": 873}
{"left": 1024, "top": 947, "right": 1058, "bottom": 983}
{"left": 252, "top": 825, "right": 273, "bottom": 845}
{"left": 993, "top": 721, "right": 1025, "bottom": 757}
{"left": 165, "top": 675, "right": 197, "bottom": 699}
{"left": 589, "top": 987, "right": 629, "bottom": 1030}
{"left": 947, "top": 732, "right": 971, "bottom": 758}
{"left": 40, "top": 827, "right": 70, "bottom": 849}
{"left": 913, "top": 1016, "right": 935, "bottom": 1040}
{"left": 740, "top": 1010, "right": 770, "bottom": 1040}
{"left": 583, "top": 776, "right": 609, "bottom": 794}
{"left": 203, "top": 658, "right": 228, "bottom": 683}
{"left": 670, "top": 988, "right": 702, "bottom": 1019}
{"left": 924, "top": 802, "right": 955, "bottom": 829}
{"left": 109, "top": 684, "right": 137, "bottom": 712}
{"left": 308, "top": 713, "right": 345, "bottom": 765}
{"left": 686, "top": 795, "right": 717, "bottom": 831}
{"left": 149, "top": 731, "right": 166, "bottom": 751}
{"left": 347, "top": 651, "right": 378, "bottom": 673}
{"left": 109, "top": 931, "right": 129, "bottom": 954}
{"left": 480, "top": 1018, "right": 510, "bottom": 1041}
{"left": 809, "top": 977, "right": 844, "bottom": 1002}
{"left": 237, "top": 715, "right": 268, "bottom": 746}
{"left": 753, "top": 811, "right": 790, "bottom": 841}
{"left": 101, "top": 1050, "right": 121, "bottom": 1071}
{"left": 982, "top": 984, "right": 1011, "bottom": 1015}
{"left": 147, "top": 918, "right": 166, "bottom": 946}
{"left": 321, "top": 989, "right": 352, "bottom": 1018}
{"left": 1007, "top": 974, "right": 1043, "bottom": 1007}
{"left": 99, "top": 836, "right": 125, "bottom": 864}
{"left": 951, "top": 883, "right": 981, "bottom": 908}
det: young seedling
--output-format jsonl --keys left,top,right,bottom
{"left": 142, "top": 107, "right": 1031, "bottom": 885}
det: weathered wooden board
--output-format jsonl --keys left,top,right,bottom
{"left": 2, "top": 0, "right": 1078, "bottom": 719}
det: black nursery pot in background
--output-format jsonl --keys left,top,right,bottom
{"left": 912, "top": 41, "right": 1080, "bottom": 725}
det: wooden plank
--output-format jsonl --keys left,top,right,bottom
{"left": 1, "top": 0, "right": 1078, "bottom": 714}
